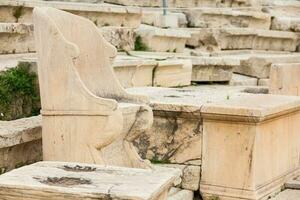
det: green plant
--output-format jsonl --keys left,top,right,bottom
{"left": 209, "top": 196, "right": 220, "bottom": 200}
{"left": 134, "top": 35, "right": 148, "bottom": 51}
{"left": 13, "top": 6, "right": 24, "bottom": 22}
{"left": 0, "top": 62, "right": 40, "bottom": 120}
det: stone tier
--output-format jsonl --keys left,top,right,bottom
{"left": 0, "top": 0, "right": 141, "bottom": 28}
{"left": 184, "top": 7, "right": 271, "bottom": 29}
{"left": 186, "top": 28, "right": 298, "bottom": 52}
{"left": 0, "top": 23, "right": 136, "bottom": 53}
{"left": 135, "top": 25, "right": 191, "bottom": 53}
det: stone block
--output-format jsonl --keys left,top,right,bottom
{"left": 237, "top": 54, "right": 300, "bottom": 78}
{"left": 135, "top": 25, "right": 191, "bottom": 53}
{"left": 113, "top": 58, "right": 157, "bottom": 88}
{"left": 200, "top": 93, "right": 300, "bottom": 200}
{"left": 185, "top": 8, "right": 271, "bottom": 29}
{"left": 286, "top": 175, "right": 300, "bottom": 190}
{"left": 168, "top": 187, "right": 194, "bottom": 200}
{"left": 270, "top": 189, "right": 300, "bottom": 200}
{"left": 99, "top": 27, "right": 135, "bottom": 51}
{"left": 271, "top": 17, "right": 300, "bottom": 32}
{"left": 0, "top": 23, "right": 34, "bottom": 54}
{"left": 258, "top": 78, "right": 269, "bottom": 86}
{"left": 104, "top": 0, "right": 268, "bottom": 7}
{"left": 153, "top": 59, "right": 192, "bottom": 87}
{"left": 186, "top": 28, "right": 298, "bottom": 52}
{"left": 157, "top": 164, "right": 200, "bottom": 191}
{"left": 269, "top": 63, "right": 300, "bottom": 96}
{"left": 130, "top": 86, "right": 248, "bottom": 167}
{"left": 191, "top": 56, "right": 238, "bottom": 82}
{"left": 0, "top": 116, "right": 42, "bottom": 173}
{"left": 134, "top": 110, "right": 201, "bottom": 165}
{"left": 0, "top": 0, "right": 142, "bottom": 28}
{"left": 230, "top": 73, "right": 258, "bottom": 86}
{"left": 0, "top": 161, "right": 180, "bottom": 200}
{"left": 142, "top": 11, "right": 182, "bottom": 28}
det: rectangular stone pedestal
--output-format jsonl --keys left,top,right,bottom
{"left": 0, "top": 161, "right": 180, "bottom": 200}
{"left": 200, "top": 94, "right": 300, "bottom": 200}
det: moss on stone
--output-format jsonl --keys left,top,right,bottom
{"left": 0, "top": 62, "right": 40, "bottom": 121}
{"left": 134, "top": 35, "right": 148, "bottom": 51}
{"left": 12, "top": 6, "right": 24, "bottom": 22}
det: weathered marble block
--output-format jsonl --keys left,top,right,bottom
{"left": 142, "top": 11, "right": 186, "bottom": 28}
{"left": 135, "top": 25, "right": 191, "bottom": 53}
{"left": 168, "top": 187, "right": 194, "bottom": 200}
{"left": 104, "top": 0, "right": 268, "bottom": 7}
{"left": 0, "top": 0, "right": 142, "bottom": 28}
{"left": 0, "top": 116, "right": 42, "bottom": 173}
{"left": 99, "top": 27, "right": 136, "bottom": 51}
{"left": 157, "top": 164, "right": 201, "bottom": 191}
{"left": 230, "top": 73, "right": 258, "bottom": 86}
{"left": 191, "top": 57, "right": 238, "bottom": 82}
{"left": 269, "top": 63, "right": 300, "bottom": 96}
{"left": 270, "top": 189, "right": 300, "bottom": 200}
{"left": 130, "top": 86, "right": 249, "bottom": 167}
{"left": 237, "top": 53, "right": 300, "bottom": 78}
{"left": 185, "top": 8, "right": 271, "bottom": 29}
{"left": 211, "top": 51, "right": 300, "bottom": 78}
{"left": 113, "top": 58, "right": 157, "bottom": 88}
{"left": 264, "top": 1, "right": 300, "bottom": 32}
{"left": 0, "top": 23, "right": 34, "bottom": 54}
{"left": 154, "top": 60, "right": 192, "bottom": 87}
{"left": 186, "top": 28, "right": 298, "bottom": 52}
{"left": 0, "top": 23, "right": 136, "bottom": 53}
{"left": 0, "top": 161, "right": 180, "bottom": 200}
{"left": 200, "top": 94, "right": 300, "bottom": 200}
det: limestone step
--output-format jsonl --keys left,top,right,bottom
{"left": 215, "top": 52, "right": 300, "bottom": 78}
{"left": 0, "top": 0, "right": 141, "bottom": 28}
{"left": 185, "top": 28, "right": 298, "bottom": 52}
{"left": 184, "top": 7, "right": 271, "bottom": 29}
{"left": 0, "top": 23, "right": 136, "bottom": 53}
{"left": 0, "top": 161, "right": 180, "bottom": 200}
{"left": 0, "top": 23, "right": 34, "bottom": 54}
{"left": 135, "top": 25, "right": 191, "bottom": 53}
{"left": 0, "top": 53, "right": 35, "bottom": 70}
{"left": 103, "top": 0, "right": 268, "bottom": 8}
{"left": 142, "top": 10, "right": 187, "bottom": 28}
{"left": 4, "top": 53, "right": 192, "bottom": 88}
{"left": 190, "top": 56, "right": 238, "bottom": 82}
{"left": 263, "top": 1, "right": 300, "bottom": 32}
{"left": 270, "top": 189, "right": 300, "bottom": 200}
{"left": 230, "top": 73, "right": 258, "bottom": 86}
{"left": 122, "top": 51, "right": 237, "bottom": 82}
{"left": 0, "top": 116, "right": 42, "bottom": 174}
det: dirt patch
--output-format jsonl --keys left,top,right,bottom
{"left": 35, "top": 177, "right": 92, "bottom": 187}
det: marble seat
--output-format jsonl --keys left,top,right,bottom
{"left": 33, "top": 7, "right": 153, "bottom": 168}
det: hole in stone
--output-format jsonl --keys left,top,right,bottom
{"left": 63, "top": 165, "right": 97, "bottom": 172}
{"left": 242, "top": 88, "right": 269, "bottom": 94}
{"left": 35, "top": 177, "right": 92, "bottom": 187}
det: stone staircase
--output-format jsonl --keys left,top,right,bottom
{"left": 1, "top": 0, "right": 300, "bottom": 200}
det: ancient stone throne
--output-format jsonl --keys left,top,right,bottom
{"left": 33, "top": 7, "right": 153, "bottom": 168}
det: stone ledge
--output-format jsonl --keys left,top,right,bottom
{"left": 184, "top": 8, "right": 271, "bottom": 29}
{"left": 0, "top": 116, "right": 41, "bottom": 149}
{"left": 186, "top": 28, "right": 298, "bottom": 51}
{"left": 0, "top": 0, "right": 141, "bottom": 27}
{"left": 0, "top": 0, "right": 141, "bottom": 14}
{"left": 201, "top": 93, "right": 300, "bottom": 122}
{"left": 0, "top": 161, "right": 181, "bottom": 200}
